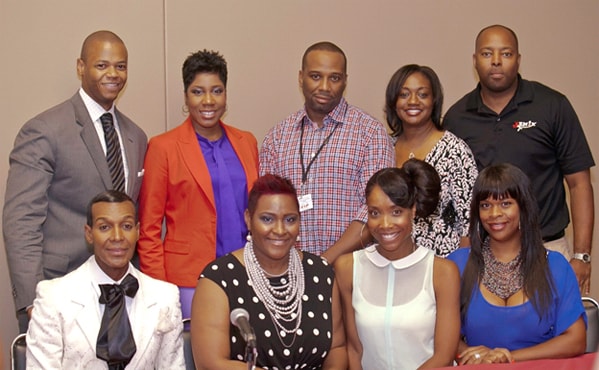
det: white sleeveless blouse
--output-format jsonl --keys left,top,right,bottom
{"left": 353, "top": 245, "right": 436, "bottom": 369}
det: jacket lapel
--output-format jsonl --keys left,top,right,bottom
{"left": 115, "top": 110, "right": 139, "bottom": 194}
{"left": 72, "top": 261, "right": 102, "bottom": 352}
{"left": 71, "top": 93, "right": 113, "bottom": 190}
{"left": 177, "top": 118, "right": 216, "bottom": 209}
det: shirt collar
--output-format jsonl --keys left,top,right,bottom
{"left": 364, "top": 244, "right": 430, "bottom": 269}
{"left": 466, "top": 74, "right": 533, "bottom": 114}
{"left": 195, "top": 123, "right": 227, "bottom": 145}
{"left": 79, "top": 88, "right": 116, "bottom": 123}
{"left": 295, "top": 97, "right": 348, "bottom": 127}
{"left": 90, "top": 255, "right": 134, "bottom": 295}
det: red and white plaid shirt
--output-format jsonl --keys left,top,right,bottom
{"left": 260, "top": 98, "right": 395, "bottom": 255}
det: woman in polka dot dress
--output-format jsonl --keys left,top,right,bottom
{"left": 191, "top": 174, "right": 347, "bottom": 369}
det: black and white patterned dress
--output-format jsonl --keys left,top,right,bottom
{"left": 200, "top": 252, "right": 334, "bottom": 369}
{"left": 413, "top": 131, "right": 478, "bottom": 257}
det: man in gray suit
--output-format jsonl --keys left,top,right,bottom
{"left": 3, "top": 30, "right": 147, "bottom": 333}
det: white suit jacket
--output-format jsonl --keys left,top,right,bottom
{"left": 26, "top": 257, "right": 185, "bottom": 369}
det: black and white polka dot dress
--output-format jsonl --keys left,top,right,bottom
{"left": 201, "top": 252, "right": 334, "bottom": 369}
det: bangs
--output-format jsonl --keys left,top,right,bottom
{"left": 474, "top": 167, "right": 523, "bottom": 203}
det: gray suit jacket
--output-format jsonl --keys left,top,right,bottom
{"left": 26, "top": 257, "right": 185, "bottom": 369}
{"left": 3, "top": 92, "right": 147, "bottom": 311}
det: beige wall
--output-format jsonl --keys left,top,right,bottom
{"left": 1, "top": 0, "right": 598, "bottom": 366}
{"left": 0, "top": 1, "right": 168, "bottom": 365}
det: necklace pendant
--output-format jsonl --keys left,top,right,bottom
{"left": 408, "top": 152, "right": 415, "bottom": 159}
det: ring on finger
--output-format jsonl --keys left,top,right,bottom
{"left": 474, "top": 353, "right": 481, "bottom": 359}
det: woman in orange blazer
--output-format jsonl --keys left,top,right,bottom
{"left": 138, "top": 50, "right": 259, "bottom": 319}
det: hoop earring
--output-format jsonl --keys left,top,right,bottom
{"left": 182, "top": 104, "right": 189, "bottom": 115}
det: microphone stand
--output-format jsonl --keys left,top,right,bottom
{"left": 245, "top": 342, "right": 257, "bottom": 370}
{"left": 244, "top": 327, "right": 258, "bottom": 370}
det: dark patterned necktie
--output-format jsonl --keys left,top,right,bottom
{"left": 96, "top": 273, "right": 139, "bottom": 370}
{"left": 100, "top": 113, "right": 126, "bottom": 193}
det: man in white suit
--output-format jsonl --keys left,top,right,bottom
{"left": 26, "top": 190, "right": 185, "bottom": 369}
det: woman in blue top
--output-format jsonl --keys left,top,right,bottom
{"left": 447, "top": 163, "right": 586, "bottom": 364}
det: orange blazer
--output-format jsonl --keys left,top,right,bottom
{"left": 138, "top": 118, "right": 259, "bottom": 287}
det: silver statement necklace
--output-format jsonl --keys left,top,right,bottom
{"left": 243, "top": 238, "right": 305, "bottom": 347}
{"left": 481, "top": 238, "right": 524, "bottom": 300}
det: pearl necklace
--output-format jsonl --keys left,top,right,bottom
{"left": 243, "top": 239, "right": 305, "bottom": 346}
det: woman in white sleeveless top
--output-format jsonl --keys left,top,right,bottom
{"left": 336, "top": 160, "right": 460, "bottom": 369}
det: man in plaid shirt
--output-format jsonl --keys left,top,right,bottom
{"left": 260, "top": 41, "right": 394, "bottom": 263}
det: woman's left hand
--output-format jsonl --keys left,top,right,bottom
{"left": 480, "top": 348, "right": 513, "bottom": 363}
{"left": 459, "top": 346, "right": 513, "bottom": 364}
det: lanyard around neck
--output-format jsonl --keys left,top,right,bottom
{"left": 299, "top": 118, "right": 340, "bottom": 185}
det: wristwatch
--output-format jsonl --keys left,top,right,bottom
{"left": 573, "top": 252, "right": 591, "bottom": 263}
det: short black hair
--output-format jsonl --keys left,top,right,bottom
{"left": 301, "top": 41, "right": 347, "bottom": 73}
{"left": 475, "top": 24, "right": 519, "bottom": 52}
{"left": 86, "top": 190, "right": 136, "bottom": 226}
{"left": 80, "top": 30, "right": 125, "bottom": 60}
{"left": 182, "top": 49, "right": 228, "bottom": 91}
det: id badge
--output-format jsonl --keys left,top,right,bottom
{"left": 298, "top": 193, "right": 313, "bottom": 212}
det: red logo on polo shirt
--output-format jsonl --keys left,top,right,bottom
{"left": 512, "top": 120, "right": 537, "bottom": 132}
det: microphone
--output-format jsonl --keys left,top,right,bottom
{"left": 230, "top": 308, "right": 257, "bottom": 348}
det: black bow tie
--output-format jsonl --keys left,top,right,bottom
{"left": 96, "top": 273, "right": 139, "bottom": 370}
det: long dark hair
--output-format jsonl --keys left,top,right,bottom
{"left": 461, "top": 163, "right": 554, "bottom": 319}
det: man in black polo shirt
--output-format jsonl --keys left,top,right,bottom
{"left": 444, "top": 24, "right": 594, "bottom": 293}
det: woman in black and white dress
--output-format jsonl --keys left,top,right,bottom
{"left": 191, "top": 174, "right": 347, "bottom": 369}
{"left": 385, "top": 64, "right": 478, "bottom": 257}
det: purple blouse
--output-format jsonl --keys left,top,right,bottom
{"left": 197, "top": 131, "right": 248, "bottom": 257}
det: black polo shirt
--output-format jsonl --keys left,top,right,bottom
{"left": 443, "top": 76, "right": 594, "bottom": 239}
